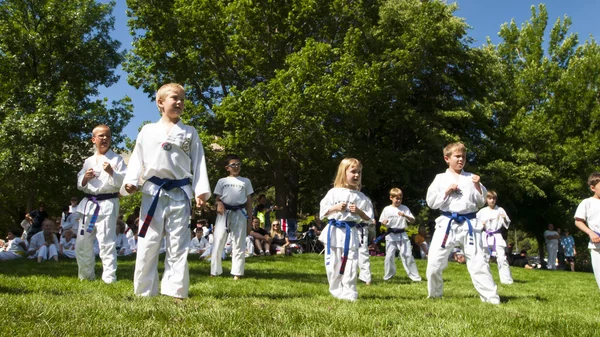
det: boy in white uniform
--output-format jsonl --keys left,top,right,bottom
{"left": 379, "top": 188, "right": 421, "bottom": 282}
{"left": 189, "top": 228, "right": 208, "bottom": 255}
{"left": 121, "top": 83, "right": 210, "bottom": 299}
{"left": 76, "top": 124, "right": 126, "bottom": 283}
{"left": 477, "top": 190, "right": 512, "bottom": 284}
{"left": 319, "top": 158, "right": 374, "bottom": 301}
{"left": 211, "top": 154, "right": 253, "bottom": 279}
{"left": 574, "top": 172, "right": 600, "bottom": 289}
{"left": 28, "top": 220, "right": 59, "bottom": 262}
{"left": 0, "top": 229, "right": 27, "bottom": 260}
{"left": 426, "top": 142, "right": 499, "bottom": 304}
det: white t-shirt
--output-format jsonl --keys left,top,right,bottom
{"left": 574, "top": 197, "right": 600, "bottom": 249}
{"left": 318, "top": 187, "right": 374, "bottom": 250}
{"left": 379, "top": 205, "right": 413, "bottom": 242}
{"left": 213, "top": 176, "right": 253, "bottom": 206}
{"left": 544, "top": 230, "right": 559, "bottom": 245}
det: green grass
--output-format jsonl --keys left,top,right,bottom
{"left": 0, "top": 254, "right": 598, "bottom": 336}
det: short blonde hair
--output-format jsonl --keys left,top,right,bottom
{"left": 389, "top": 188, "right": 403, "bottom": 197}
{"left": 443, "top": 142, "right": 466, "bottom": 157}
{"left": 333, "top": 158, "right": 362, "bottom": 191}
{"left": 486, "top": 190, "right": 498, "bottom": 200}
{"left": 156, "top": 83, "right": 185, "bottom": 112}
{"left": 92, "top": 124, "right": 111, "bottom": 137}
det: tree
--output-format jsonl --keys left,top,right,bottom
{"left": 125, "top": 0, "right": 493, "bottom": 218}
{"left": 0, "top": 0, "right": 132, "bottom": 229}
{"left": 478, "top": 4, "right": 600, "bottom": 259}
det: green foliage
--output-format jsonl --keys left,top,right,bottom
{"left": 125, "top": 0, "right": 496, "bottom": 219}
{"left": 478, "top": 4, "right": 600, "bottom": 246}
{"left": 0, "top": 254, "right": 599, "bottom": 336}
{"left": 0, "top": 0, "right": 133, "bottom": 228}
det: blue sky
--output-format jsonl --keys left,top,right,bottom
{"left": 100, "top": 1, "right": 599, "bottom": 141}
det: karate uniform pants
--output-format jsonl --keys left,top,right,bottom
{"left": 384, "top": 238, "right": 421, "bottom": 281}
{"left": 357, "top": 227, "right": 371, "bottom": 284}
{"left": 211, "top": 210, "right": 247, "bottom": 276}
{"left": 77, "top": 209, "right": 118, "bottom": 283}
{"left": 485, "top": 245, "right": 513, "bottom": 284}
{"left": 546, "top": 242, "right": 558, "bottom": 270}
{"left": 134, "top": 194, "right": 190, "bottom": 298}
{"left": 426, "top": 223, "right": 499, "bottom": 303}
{"left": 33, "top": 244, "right": 58, "bottom": 261}
{"left": 325, "top": 246, "right": 359, "bottom": 301}
{"left": 0, "top": 252, "right": 24, "bottom": 260}
{"left": 591, "top": 248, "right": 600, "bottom": 290}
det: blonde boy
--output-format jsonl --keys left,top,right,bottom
{"left": 76, "top": 124, "right": 126, "bottom": 283}
{"left": 574, "top": 172, "right": 600, "bottom": 289}
{"left": 379, "top": 188, "right": 421, "bottom": 282}
{"left": 121, "top": 83, "right": 211, "bottom": 299}
{"left": 425, "top": 142, "right": 499, "bottom": 304}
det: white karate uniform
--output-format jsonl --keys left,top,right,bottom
{"left": 575, "top": 197, "right": 600, "bottom": 289}
{"left": 426, "top": 169, "right": 499, "bottom": 304}
{"left": 28, "top": 231, "right": 59, "bottom": 261}
{"left": 121, "top": 119, "right": 211, "bottom": 299}
{"left": 477, "top": 206, "right": 512, "bottom": 284}
{"left": 188, "top": 236, "right": 208, "bottom": 254}
{"left": 60, "top": 238, "right": 77, "bottom": 259}
{"left": 60, "top": 212, "right": 79, "bottom": 233}
{"left": 318, "top": 187, "right": 374, "bottom": 301}
{"left": 357, "top": 223, "right": 373, "bottom": 283}
{"left": 0, "top": 238, "right": 27, "bottom": 260}
{"left": 211, "top": 176, "right": 253, "bottom": 276}
{"left": 543, "top": 229, "right": 559, "bottom": 270}
{"left": 75, "top": 149, "right": 126, "bottom": 284}
{"left": 115, "top": 233, "right": 134, "bottom": 256}
{"left": 379, "top": 205, "right": 421, "bottom": 281}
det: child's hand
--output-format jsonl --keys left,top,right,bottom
{"left": 347, "top": 203, "right": 357, "bottom": 213}
{"left": 445, "top": 184, "right": 460, "bottom": 197}
{"left": 124, "top": 184, "right": 137, "bottom": 194}
{"left": 472, "top": 174, "right": 480, "bottom": 184}
{"left": 398, "top": 211, "right": 405, "bottom": 217}
{"left": 336, "top": 202, "right": 347, "bottom": 212}
{"left": 103, "top": 162, "right": 113, "bottom": 176}
{"left": 216, "top": 200, "right": 224, "bottom": 215}
{"left": 590, "top": 232, "right": 600, "bottom": 243}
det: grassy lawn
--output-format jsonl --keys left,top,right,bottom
{"left": 0, "top": 253, "right": 598, "bottom": 336}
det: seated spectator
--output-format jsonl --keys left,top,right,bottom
{"left": 115, "top": 221, "right": 134, "bottom": 256}
{"left": 269, "top": 220, "right": 290, "bottom": 255}
{"left": 28, "top": 219, "right": 59, "bottom": 262}
{"left": 25, "top": 202, "right": 48, "bottom": 241}
{"left": 254, "top": 204, "right": 267, "bottom": 229}
{"left": 511, "top": 250, "right": 534, "bottom": 269}
{"left": 189, "top": 228, "right": 209, "bottom": 255}
{"left": 249, "top": 217, "right": 271, "bottom": 255}
{"left": 451, "top": 247, "right": 465, "bottom": 264}
{"left": 59, "top": 229, "right": 77, "bottom": 259}
{"left": 414, "top": 225, "right": 429, "bottom": 259}
{"left": 0, "top": 229, "right": 28, "bottom": 260}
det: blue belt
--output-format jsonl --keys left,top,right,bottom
{"left": 222, "top": 202, "right": 248, "bottom": 233}
{"left": 440, "top": 211, "right": 477, "bottom": 248}
{"left": 139, "top": 176, "right": 191, "bottom": 238}
{"left": 373, "top": 228, "right": 406, "bottom": 244}
{"left": 80, "top": 193, "right": 119, "bottom": 236}
{"left": 326, "top": 219, "right": 357, "bottom": 274}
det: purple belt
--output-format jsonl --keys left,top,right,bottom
{"left": 80, "top": 193, "right": 119, "bottom": 235}
{"left": 485, "top": 229, "right": 501, "bottom": 255}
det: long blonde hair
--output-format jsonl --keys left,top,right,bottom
{"left": 333, "top": 158, "right": 362, "bottom": 191}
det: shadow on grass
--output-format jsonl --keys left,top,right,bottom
{"left": 0, "top": 285, "right": 34, "bottom": 295}
{"left": 500, "top": 294, "right": 547, "bottom": 303}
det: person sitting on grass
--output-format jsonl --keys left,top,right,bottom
{"left": 249, "top": 216, "right": 271, "bottom": 255}
{"left": 59, "top": 229, "right": 77, "bottom": 259}
{"left": 189, "top": 228, "right": 208, "bottom": 255}
{"left": 0, "top": 229, "right": 27, "bottom": 261}
{"left": 270, "top": 220, "right": 290, "bottom": 255}
{"left": 28, "top": 219, "right": 59, "bottom": 263}
{"left": 115, "top": 221, "right": 134, "bottom": 257}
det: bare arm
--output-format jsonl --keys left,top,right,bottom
{"left": 575, "top": 218, "right": 600, "bottom": 243}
